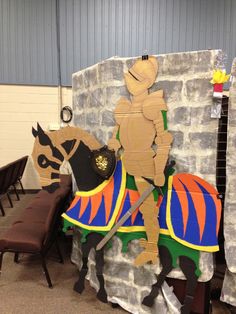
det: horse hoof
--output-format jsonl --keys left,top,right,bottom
{"left": 97, "top": 289, "right": 108, "bottom": 303}
{"left": 111, "top": 303, "right": 120, "bottom": 308}
{"left": 180, "top": 305, "right": 191, "bottom": 314}
{"left": 142, "top": 295, "right": 155, "bottom": 307}
{"left": 73, "top": 281, "right": 85, "bottom": 294}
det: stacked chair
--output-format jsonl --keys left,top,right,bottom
{"left": 0, "top": 156, "right": 28, "bottom": 216}
{"left": 0, "top": 174, "right": 72, "bottom": 287}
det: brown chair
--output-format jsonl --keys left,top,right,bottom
{"left": 0, "top": 175, "right": 72, "bottom": 287}
{"left": 0, "top": 156, "right": 28, "bottom": 216}
{"left": 8, "top": 156, "right": 28, "bottom": 199}
{"left": 14, "top": 156, "right": 28, "bottom": 194}
{"left": 0, "top": 165, "right": 14, "bottom": 216}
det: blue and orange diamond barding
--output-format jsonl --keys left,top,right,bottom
{"left": 62, "top": 159, "right": 146, "bottom": 233}
{"left": 62, "top": 160, "right": 222, "bottom": 250}
{"left": 159, "top": 173, "right": 222, "bottom": 252}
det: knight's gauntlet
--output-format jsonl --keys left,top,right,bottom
{"left": 155, "top": 131, "right": 173, "bottom": 146}
{"left": 107, "top": 138, "right": 121, "bottom": 153}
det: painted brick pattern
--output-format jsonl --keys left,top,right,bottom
{"left": 221, "top": 58, "right": 236, "bottom": 307}
{"left": 72, "top": 50, "right": 220, "bottom": 313}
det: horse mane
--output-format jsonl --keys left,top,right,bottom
{"left": 48, "top": 126, "right": 102, "bottom": 157}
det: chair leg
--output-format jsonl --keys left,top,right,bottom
{"left": 204, "top": 281, "right": 211, "bottom": 314}
{"left": 14, "top": 253, "right": 19, "bottom": 263}
{"left": 18, "top": 179, "right": 25, "bottom": 194}
{"left": 41, "top": 254, "right": 53, "bottom": 288}
{"left": 0, "top": 201, "right": 5, "bottom": 216}
{"left": 7, "top": 193, "right": 13, "bottom": 208}
{"left": 13, "top": 185, "right": 20, "bottom": 201}
{"left": 55, "top": 240, "right": 64, "bottom": 264}
{"left": 0, "top": 252, "right": 4, "bottom": 274}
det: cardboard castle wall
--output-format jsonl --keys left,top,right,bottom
{"left": 221, "top": 58, "right": 236, "bottom": 307}
{"left": 71, "top": 50, "right": 221, "bottom": 313}
{"left": 73, "top": 51, "right": 219, "bottom": 184}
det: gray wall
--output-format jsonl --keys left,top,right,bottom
{"left": 0, "top": 0, "right": 236, "bottom": 86}
{"left": 0, "top": 0, "right": 58, "bottom": 85}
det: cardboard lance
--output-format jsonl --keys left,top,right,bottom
{"left": 108, "top": 56, "right": 173, "bottom": 266}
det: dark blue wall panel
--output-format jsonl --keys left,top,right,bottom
{"left": 59, "top": 0, "right": 236, "bottom": 86}
{"left": 0, "top": 0, "right": 58, "bottom": 85}
{"left": 0, "top": 0, "right": 235, "bottom": 86}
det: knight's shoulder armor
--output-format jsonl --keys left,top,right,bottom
{"left": 143, "top": 90, "right": 167, "bottom": 121}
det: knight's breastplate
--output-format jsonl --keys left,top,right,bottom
{"left": 119, "top": 104, "right": 156, "bottom": 151}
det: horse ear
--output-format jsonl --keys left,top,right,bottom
{"left": 32, "top": 127, "right": 38, "bottom": 138}
{"left": 36, "top": 123, "right": 64, "bottom": 161}
{"left": 37, "top": 122, "right": 44, "bottom": 133}
{"left": 36, "top": 123, "right": 52, "bottom": 146}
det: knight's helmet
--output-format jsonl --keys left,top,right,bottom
{"left": 124, "top": 56, "right": 158, "bottom": 96}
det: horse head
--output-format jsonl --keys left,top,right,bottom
{"left": 32, "top": 124, "right": 103, "bottom": 193}
{"left": 32, "top": 123, "right": 66, "bottom": 193}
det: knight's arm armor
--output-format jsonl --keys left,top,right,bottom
{"left": 108, "top": 125, "right": 121, "bottom": 152}
{"left": 108, "top": 97, "right": 131, "bottom": 152}
{"left": 142, "top": 90, "right": 172, "bottom": 143}
{"left": 142, "top": 90, "right": 173, "bottom": 186}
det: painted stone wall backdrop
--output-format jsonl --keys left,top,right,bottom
{"left": 73, "top": 50, "right": 219, "bottom": 184}
{"left": 221, "top": 58, "right": 236, "bottom": 307}
{"left": 72, "top": 50, "right": 221, "bottom": 313}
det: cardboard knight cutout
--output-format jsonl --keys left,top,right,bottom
{"left": 108, "top": 56, "right": 173, "bottom": 266}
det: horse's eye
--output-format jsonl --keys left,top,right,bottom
{"left": 38, "top": 154, "right": 50, "bottom": 169}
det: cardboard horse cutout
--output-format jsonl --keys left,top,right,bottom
{"left": 31, "top": 56, "right": 222, "bottom": 314}
{"left": 31, "top": 124, "right": 221, "bottom": 313}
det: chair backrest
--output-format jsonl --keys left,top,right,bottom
{"left": 8, "top": 160, "right": 21, "bottom": 186}
{"left": 59, "top": 174, "right": 72, "bottom": 188}
{"left": 42, "top": 186, "right": 71, "bottom": 252}
{"left": 16, "top": 156, "right": 28, "bottom": 180}
{"left": 0, "top": 164, "right": 14, "bottom": 194}
{"left": 0, "top": 166, "right": 8, "bottom": 194}
{"left": 0, "top": 156, "right": 28, "bottom": 194}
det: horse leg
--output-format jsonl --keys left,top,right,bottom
{"left": 74, "top": 233, "right": 97, "bottom": 294}
{"left": 142, "top": 246, "right": 173, "bottom": 307}
{"left": 95, "top": 248, "right": 107, "bottom": 303}
{"left": 179, "top": 256, "right": 199, "bottom": 314}
{"left": 82, "top": 233, "right": 107, "bottom": 303}
{"left": 74, "top": 232, "right": 107, "bottom": 303}
{"left": 73, "top": 252, "right": 90, "bottom": 294}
